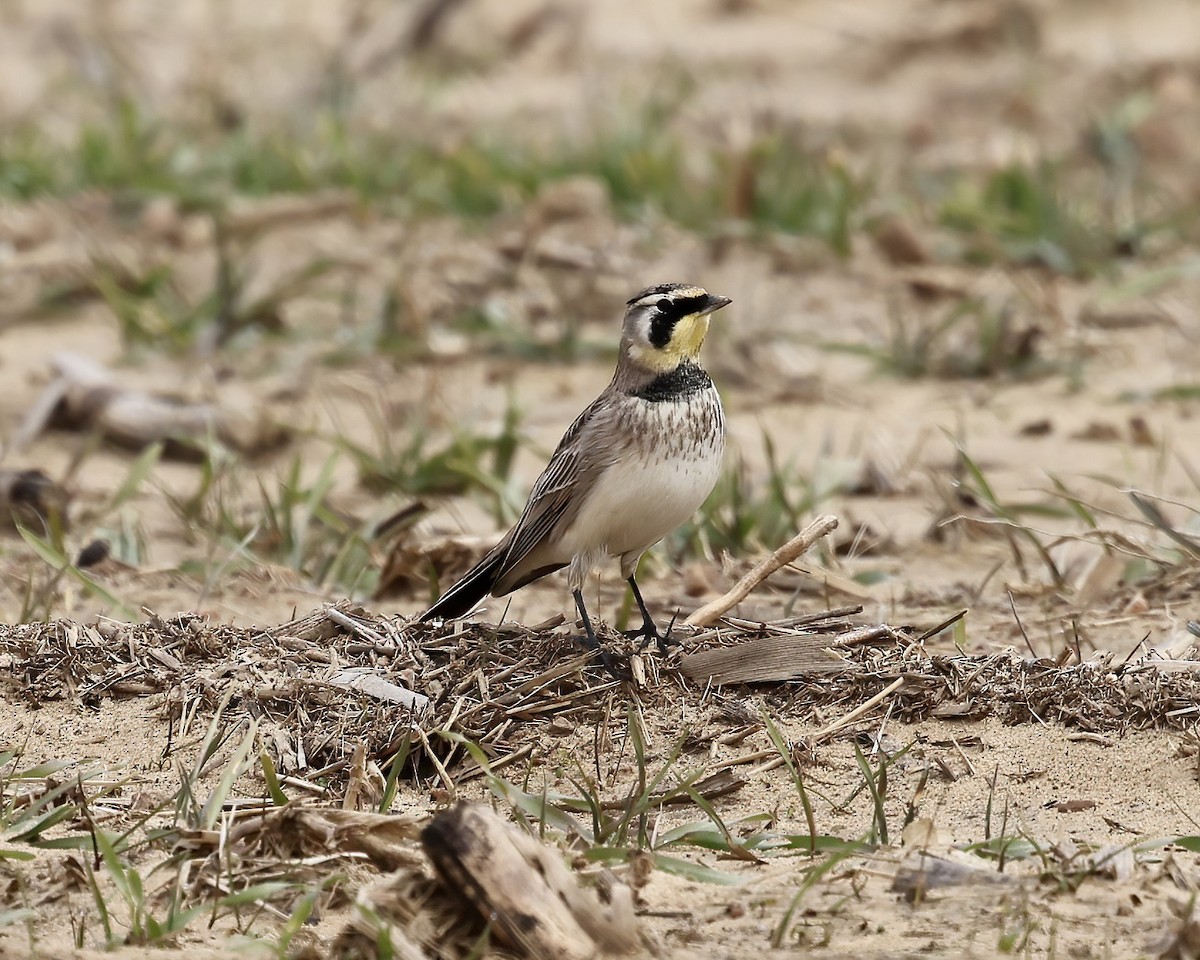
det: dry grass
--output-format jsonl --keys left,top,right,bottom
{"left": 3, "top": 601, "right": 1199, "bottom": 794}
{"left": 3, "top": 600, "right": 1200, "bottom": 955}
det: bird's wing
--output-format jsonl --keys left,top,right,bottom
{"left": 495, "top": 391, "right": 618, "bottom": 576}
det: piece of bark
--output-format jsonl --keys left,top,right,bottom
{"left": 891, "top": 852, "right": 1015, "bottom": 902}
{"left": 284, "top": 807, "right": 426, "bottom": 872}
{"left": 680, "top": 633, "right": 845, "bottom": 684}
{"left": 12, "top": 352, "right": 289, "bottom": 459}
{"left": 330, "top": 669, "right": 432, "bottom": 714}
{"left": 422, "top": 803, "right": 640, "bottom": 958}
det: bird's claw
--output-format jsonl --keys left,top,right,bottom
{"left": 623, "top": 610, "right": 678, "bottom": 656}
{"left": 571, "top": 632, "right": 631, "bottom": 681}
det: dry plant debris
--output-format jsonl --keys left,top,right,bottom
{"left": 171, "top": 803, "right": 428, "bottom": 926}
{"left": 173, "top": 799, "right": 638, "bottom": 959}
{"left": 890, "top": 851, "right": 1016, "bottom": 901}
{"left": 10, "top": 352, "right": 291, "bottom": 460}
{"left": 3, "top": 601, "right": 1200, "bottom": 799}
{"left": 169, "top": 799, "right": 641, "bottom": 958}
{"left": 421, "top": 803, "right": 640, "bottom": 958}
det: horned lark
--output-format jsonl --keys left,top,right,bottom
{"left": 420, "top": 283, "right": 730, "bottom": 656}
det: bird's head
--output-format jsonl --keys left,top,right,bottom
{"left": 620, "top": 283, "right": 732, "bottom": 373}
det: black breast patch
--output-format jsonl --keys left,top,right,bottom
{"left": 632, "top": 361, "right": 714, "bottom": 402}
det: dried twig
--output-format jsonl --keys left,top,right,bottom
{"left": 809, "top": 677, "right": 907, "bottom": 745}
{"left": 685, "top": 514, "right": 839, "bottom": 627}
{"left": 325, "top": 605, "right": 390, "bottom": 645}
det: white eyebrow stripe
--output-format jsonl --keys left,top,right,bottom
{"left": 633, "top": 287, "right": 705, "bottom": 308}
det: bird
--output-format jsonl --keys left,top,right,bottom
{"left": 420, "top": 282, "right": 730, "bottom": 658}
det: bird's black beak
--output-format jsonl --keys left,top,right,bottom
{"left": 700, "top": 293, "right": 732, "bottom": 315}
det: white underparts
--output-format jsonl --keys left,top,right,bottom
{"left": 561, "top": 402, "right": 725, "bottom": 590}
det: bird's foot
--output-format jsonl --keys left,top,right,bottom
{"left": 623, "top": 611, "right": 678, "bottom": 656}
{"left": 571, "top": 632, "right": 631, "bottom": 681}
{"left": 570, "top": 589, "right": 630, "bottom": 680}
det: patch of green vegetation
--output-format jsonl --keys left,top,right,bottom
{"left": 462, "top": 713, "right": 858, "bottom": 893}
{"left": 7, "top": 76, "right": 1196, "bottom": 287}
{"left": 0, "top": 702, "right": 339, "bottom": 951}
{"left": 95, "top": 216, "right": 339, "bottom": 355}
{"left": 0, "top": 97, "right": 867, "bottom": 251}
{"left": 937, "top": 161, "right": 1111, "bottom": 275}
{"left": 831, "top": 294, "right": 1049, "bottom": 380}
{"left": 931, "top": 152, "right": 1189, "bottom": 277}
{"left": 450, "top": 303, "right": 623, "bottom": 364}
{"left": 6, "top": 443, "right": 162, "bottom": 622}
{"left": 0, "top": 103, "right": 385, "bottom": 207}
{"left": 1039, "top": 476, "right": 1200, "bottom": 597}
{"left": 158, "top": 399, "right": 526, "bottom": 598}
{"left": 15, "top": 521, "right": 133, "bottom": 621}
{"left": 941, "top": 440, "right": 1068, "bottom": 590}
{"left": 1, "top": 752, "right": 120, "bottom": 857}
{"left": 729, "top": 136, "right": 862, "bottom": 253}
{"left": 1118, "top": 382, "right": 1200, "bottom": 403}
{"left": 340, "top": 392, "right": 525, "bottom": 528}
{"left": 168, "top": 449, "right": 380, "bottom": 598}
{"left": 5, "top": 402, "right": 528, "bottom": 611}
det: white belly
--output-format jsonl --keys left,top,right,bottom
{"left": 559, "top": 439, "right": 724, "bottom": 562}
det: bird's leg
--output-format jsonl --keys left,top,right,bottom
{"left": 573, "top": 588, "right": 626, "bottom": 679}
{"left": 624, "top": 576, "right": 675, "bottom": 654}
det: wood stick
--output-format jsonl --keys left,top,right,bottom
{"left": 809, "top": 676, "right": 906, "bottom": 745}
{"left": 684, "top": 514, "right": 839, "bottom": 627}
{"left": 328, "top": 670, "right": 431, "bottom": 714}
{"left": 325, "top": 605, "right": 389, "bottom": 645}
{"left": 422, "top": 804, "right": 640, "bottom": 958}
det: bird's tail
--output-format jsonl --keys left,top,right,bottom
{"left": 420, "top": 547, "right": 506, "bottom": 621}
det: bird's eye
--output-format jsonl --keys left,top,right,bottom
{"left": 656, "top": 298, "right": 672, "bottom": 312}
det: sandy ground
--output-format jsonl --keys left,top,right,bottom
{"left": 3, "top": 0, "right": 1200, "bottom": 957}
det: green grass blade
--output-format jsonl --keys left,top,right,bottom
{"left": 258, "top": 752, "right": 288, "bottom": 807}
{"left": 199, "top": 721, "right": 257, "bottom": 830}
{"left": 650, "top": 852, "right": 742, "bottom": 886}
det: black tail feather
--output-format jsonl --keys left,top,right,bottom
{"left": 420, "top": 549, "right": 505, "bottom": 621}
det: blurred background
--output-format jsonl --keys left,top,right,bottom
{"left": 2, "top": 0, "right": 1200, "bottom": 655}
